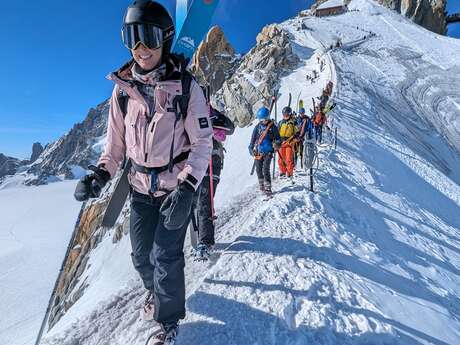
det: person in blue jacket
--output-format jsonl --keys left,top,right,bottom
{"left": 248, "top": 107, "right": 281, "bottom": 196}
{"left": 298, "top": 108, "right": 314, "bottom": 141}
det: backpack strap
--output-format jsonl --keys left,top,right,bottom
{"left": 257, "top": 121, "right": 273, "bottom": 146}
{"left": 117, "top": 89, "right": 129, "bottom": 119}
{"left": 168, "top": 65, "right": 193, "bottom": 173}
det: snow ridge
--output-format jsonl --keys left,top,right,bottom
{"left": 41, "top": 1, "right": 460, "bottom": 344}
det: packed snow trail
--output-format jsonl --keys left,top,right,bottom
{"left": 42, "top": 1, "right": 460, "bottom": 344}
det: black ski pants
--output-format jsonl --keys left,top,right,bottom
{"left": 130, "top": 190, "right": 188, "bottom": 324}
{"left": 196, "top": 175, "right": 220, "bottom": 246}
{"left": 255, "top": 153, "right": 272, "bottom": 185}
{"left": 195, "top": 155, "right": 222, "bottom": 246}
{"left": 315, "top": 125, "right": 323, "bottom": 143}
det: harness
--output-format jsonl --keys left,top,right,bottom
{"left": 254, "top": 122, "right": 273, "bottom": 160}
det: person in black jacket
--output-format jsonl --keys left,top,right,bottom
{"left": 195, "top": 107, "right": 235, "bottom": 259}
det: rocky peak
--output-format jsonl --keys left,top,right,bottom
{"left": 30, "top": 142, "right": 44, "bottom": 163}
{"left": 213, "top": 23, "right": 299, "bottom": 125}
{"left": 191, "top": 25, "right": 240, "bottom": 94}
{"left": 375, "top": 0, "right": 447, "bottom": 34}
{"left": 26, "top": 99, "right": 110, "bottom": 185}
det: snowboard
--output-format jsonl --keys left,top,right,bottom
{"left": 101, "top": 0, "right": 220, "bottom": 229}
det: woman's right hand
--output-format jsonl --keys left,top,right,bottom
{"left": 74, "top": 165, "right": 110, "bottom": 202}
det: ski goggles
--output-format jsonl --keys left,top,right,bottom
{"left": 122, "top": 23, "right": 171, "bottom": 50}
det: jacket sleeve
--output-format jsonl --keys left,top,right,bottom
{"left": 181, "top": 80, "right": 213, "bottom": 190}
{"left": 249, "top": 124, "right": 258, "bottom": 150}
{"left": 97, "top": 85, "right": 126, "bottom": 178}
{"left": 272, "top": 125, "right": 281, "bottom": 146}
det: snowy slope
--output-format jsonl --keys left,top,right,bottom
{"left": 0, "top": 181, "right": 81, "bottom": 345}
{"left": 41, "top": 1, "right": 460, "bottom": 344}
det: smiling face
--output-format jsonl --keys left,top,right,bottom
{"left": 131, "top": 43, "right": 163, "bottom": 71}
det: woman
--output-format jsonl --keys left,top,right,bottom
{"left": 74, "top": 1, "right": 212, "bottom": 343}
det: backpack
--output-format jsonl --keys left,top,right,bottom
{"left": 279, "top": 120, "right": 296, "bottom": 138}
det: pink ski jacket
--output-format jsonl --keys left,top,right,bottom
{"left": 97, "top": 60, "right": 213, "bottom": 195}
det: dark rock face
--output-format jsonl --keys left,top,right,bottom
{"left": 213, "top": 24, "right": 300, "bottom": 126}
{"left": 376, "top": 0, "right": 447, "bottom": 34}
{"left": 0, "top": 153, "right": 21, "bottom": 179}
{"left": 25, "top": 99, "right": 110, "bottom": 185}
{"left": 30, "top": 142, "right": 44, "bottom": 163}
{"left": 312, "top": 1, "right": 447, "bottom": 34}
{"left": 191, "top": 25, "right": 240, "bottom": 94}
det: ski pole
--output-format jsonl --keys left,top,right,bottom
{"left": 250, "top": 158, "right": 257, "bottom": 175}
{"left": 335, "top": 127, "right": 338, "bottom": 150}
{"left": 209, "top": 157, "right": 216, "bottom": 222}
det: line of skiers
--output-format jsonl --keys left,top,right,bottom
{"left": 248, "top": 81, "right": 335, "bottom": 197}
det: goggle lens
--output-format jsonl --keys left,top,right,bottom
{"left": 122, "top": 24, "right": 163, "bottom": 50}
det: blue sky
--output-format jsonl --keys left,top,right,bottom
{"left": 0, "top": 0, "right": 459, "bottom": 159}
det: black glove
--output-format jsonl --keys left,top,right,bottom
{"left": 160, "top": 182, "right": 195, "bottom": 230}
{"left": 74, "top": 165, "right": 111, "bottom": 202}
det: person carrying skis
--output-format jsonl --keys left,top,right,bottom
{"left": 298, "top": 108, "right": 314, "bottom": 140}
{"left": 194, "top": 107, "right": 234, "bottom": 259}
{"left": 73, "top": 1, "right": 212, "bottom": 343}
{"left": 313, "top": 107, "right": 327, "bottom": 143}
{"left": 326, "top": 80, "right": 334, "bottom": 96}
{"left": 248, "top": 107, "right": 281, "bottom": 196}
{"left": 277, "top": 106, "right": 299, "bottom": 179}
{"left": 318, "top": 89, "right": 330, "bottom": 110}
{"left": 294, "top": 108, "right": 309, "bottom": 167}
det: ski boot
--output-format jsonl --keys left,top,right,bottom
{"left": 279, "top": 173, "right": 286, "bottom": 179}
{"left": 194, "top": 242, "right": 213, "bottom": 262}
{"left": 258, "top": 179, "right": 265, "bottom": 193}
{"left": 263, "top": 184, "right": 273, "bottom": 200}
{"left": 140, "top": 290, "right": 155, "bottom": 321}
{"left": 145, "top": 322, "right": 178, "bottom": 345}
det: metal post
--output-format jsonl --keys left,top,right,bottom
{"left": 334, "top": 127, "right": 337, "bottom": 150}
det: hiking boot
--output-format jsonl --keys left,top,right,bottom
{"left": 279, "top": 173, "right": 286, "bottom": 179}
{"left": 258, "top": 179, "right": 265, "bottom": 192}
{"left": 264, "top": 184, "right": 273, "bottom": 196}
{"left": 147, "top": 322, "right": 178, "bottom": 345}
{"left": 140, "top": 290, "right": 155, "bottom": 321}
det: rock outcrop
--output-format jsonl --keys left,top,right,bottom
{"left": 191, "top": 26, "right": 240, "bottom": 94}
{"left": 375, "top": 0, "right": 447, "bottom": 34}
{"left": 213, "top": 24, "right": 299, "bottom": 125}
{"left": 26, "top": 99, "right": 110, "bottom": 185}
{"left": 30, "top": 142, "right": 44, "bottom": 163}
{"left": 0, "top": 153, "right": 21, "bottom": 180}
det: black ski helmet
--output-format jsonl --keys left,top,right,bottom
{"left": 282, "top": 106, "right": 292, "bottom": 115}
{"left": 122, "top": 0, "right": 175, "bottom": 57}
